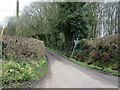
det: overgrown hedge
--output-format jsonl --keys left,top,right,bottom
{"left": 1, "top": 36, "right": 47, "bottom": 88}
{"left": 74, "top": 34, "right": 119, "bottom": 71}
{"left": 2, "top": 36, "right": 45, "bottom": 59}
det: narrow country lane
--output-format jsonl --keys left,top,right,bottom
{"left": 35, "top": 50, "right": 118, "bottom": 88}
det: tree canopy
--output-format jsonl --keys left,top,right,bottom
{"left": 4, "top": 2, "right": 118, "bottom": 57}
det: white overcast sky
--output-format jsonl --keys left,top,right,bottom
{"left": 0, "top": 0, "right": 55, "bottom": 26}
{"left": 0, "top": 0, "right": 36, "bottom": 26}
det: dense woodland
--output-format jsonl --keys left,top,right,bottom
{"left": 4, "top": 2, "right": 118, "bottom": 56}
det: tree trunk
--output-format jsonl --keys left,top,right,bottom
{"left": 64, "top": 33, "right": 72, "bottom": 57}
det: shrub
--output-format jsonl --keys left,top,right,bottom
{"left": 2, "top": 36, "right": 47, "bottom": 88}
{"left": 74, "top": 34, "right": 119, "bottom": 70}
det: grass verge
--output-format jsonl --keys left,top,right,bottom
{"left": 2, "top": 56, "right": 48, "bottom": 88}
{"left": 46, "top": 47, "right": 120, "bottom": 76}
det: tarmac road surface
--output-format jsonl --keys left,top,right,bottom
{"left": 35, "top": 50, "right": 118, "bottom": 88}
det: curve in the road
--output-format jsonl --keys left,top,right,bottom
{"left": 35, "top": 50, "right": 118, "bottom": 88}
